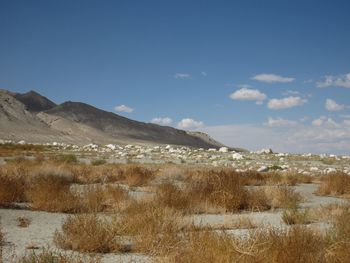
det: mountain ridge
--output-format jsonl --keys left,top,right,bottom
{"left": 0, "top": 89, "right": 234, "bottom": 149}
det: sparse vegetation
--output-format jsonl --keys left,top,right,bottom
{"left": 317, "top": 172, "right": 350, "bottom": 197}
{"left": 54, "top": 154, "right": 78, "bottom": 164}
{"left": 91, "top": 159, "right": 107, "bottom": 166}
{"left": 264, "top": 185, "right": 302, "bottom": 209}
{"left": 17, "top": 216, "right": 31, "bottom": 227}
{"left": 120, "top": 202, "right": 184, "bottom": 256}
{"left": 1, "top": 151, "right": 349, "bottom": 262}
{"left": 170, "top": 226, "right": 328, "bottom": 263}
{"left": 25, "top": 168, "right": 78, "bottom": 212}
{"left": 54, "top": 214, "right": 123, "bottom": 253}
{"left": 18, "top": 249, "right": 101, "bottom": 263}
{"left": 121, "top": 165, "right": 156, "bottom": 187}
{"left": 0, "top": 173, "right": 26, "bottom": 206}
{"left": 282, "top": 208, "right": 310, "bottom": 225}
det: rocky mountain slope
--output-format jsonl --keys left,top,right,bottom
{"left": 0, "top": 89, "right": 227, "bottom": 149}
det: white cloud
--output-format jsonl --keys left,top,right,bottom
{"left": 317, "top": 73, "right": 350, "bottom": 88}
{"left": 312, "top": 116, "right": 326, "bottom": 126}
{"left": 325, "top": 99, "right": 345, "bottom": 112}
{"left": 267, "top": 96, "right": 307, "bottom": 110}
{"left": 265, "top": 117, "right": 298, "bottom": 127}
{"left": 177, "top": 118, "right": 204, "bottom": 130}
{"left": 312, "top": 116, "right": 339, "bottom": 128}
{"left": 174, "top": 73, "right": 191, "bottom": 79}
{"left": 114, "top": 104, "right": 134, "bottom": 113}
{"left": 252, "top": 73, "right": 295, "bottom": 83}
{"left": 151, "top": 117, "right": 173, "bottom": 126}
{"left": 201, "top": 72, "right": 207, "bottom": 76}
{"left": 202, "top": 121, "right": 350, "bottom": 155}
{"left": 229, "top": 88, "right": 267, "bottom": 102}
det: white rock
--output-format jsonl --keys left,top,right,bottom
{"left": 219, "top": 147, "right": 229, "bottom": 153}
{"left": 256, "top": 148, "right": 273, "bottom": 154}
{"left": 208, "top": 148, "right": 217, "bottom": 152}
{"left": 257, "top": 166, "right": 269, "bottom": 172}
{"left": 17, "top": 140, "right": 26, "bottom": 145}
{"left": 232, "top": 153, "right": 243, "bottom": 160}
{"left": 325, "top": 167, "right": 337, "bottom": 174}
{"left": 106, "top": 144, "right": 117, "bottom": 150}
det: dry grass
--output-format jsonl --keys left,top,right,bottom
{"left": 54, "top": 214, "right": 123, "bottom": 253}
{"left": 0, "top": 223, "right": 4, "bottom": 258}
{"left": 121, "top": 165, "right": 156, "bottom": 187}
{"left": 0, "top": 143, "right": 45, "bottom": 157}
{"left": 17, "top": 216, "right": 31, "bottom": 228}
{"left": 80, "top": 185, "right": 128, "bottom": 212}
{"left": 264, "top": 186, "right": 302, "bottom": 209}
{"left": 18, "top": 249, "right": 101, "bottom": 263}
{"left": 316, "top": 172, "right": 350, "bottom": 197}
{"left": 156, "top": 183, "right": 192, "bottom": 212}
{"left": 185, "top": 170, "right": 256, "bottom": 212}
{"left": 121, "top": 201, "right": 184, "bottom": 256}
{"left": 0, "top": 173, "right": 26, "bottom": 206}
{"left": 309, "top": 203, "right": 349, "bottom": 223}
{"left": 325, "top": 205, "right": 350, "bottom": 262}
{"left": 25, "top": 167, "right": 79, "bottom": 213}
{"left": 218, "top": 216, "right": 257, "bottom": 230}
{"left": 282, "top": 208, "right": 311, "bottom": 225}
{"left": 169, "top": 226, "right": 327, "bottom": 263}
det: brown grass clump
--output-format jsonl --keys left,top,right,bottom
{"left": 264, "top": 186, "right": 302, "bottom": 209}
{"left": 170, "top": 226, "right": 327, "bottom": 263}
{"left": 316, "top": 172, "right": 350, "bottom": 197}
{"left": 156, "top": 183, "right": 192, "bottom": 212}
{"left": 25, "top": 168, "right": 79, "bottom": 213}
{"left": 157, "top": 171, "right": 271, "bottom": 213}
{"left": 0, "top": 143, "right": 45, "bottom": 156}
{"left": 325, "top": 206, "right": 350, "bottom": 262}
{"left": 309, "top": 203, "right": 349, "bottom": 224}
{"left": 80, "top": 185, "right": 128, "bottom": 212}
{"left": 121, "top": 202, "right": 184, "bottom": 256}
{"left": 121, "top": 165, "right": 156, "bottom": 187}
{"left": 17, "top": 216, "right": 31, "bottom": 228}
{"left": 282, "top": 208, "right": 311, "bottom": 225}
{"left": 246, "top": 188, "right": 271, "bottom": 212}
{"left": 18, "top": 249, "right": 101, "bottom": 263}
{"left": 54, "top": 214, "right": 123, "bottom": 253}
{"left": 0, "top": 173, "right": 26, "bottom": 206}
{"left": 186, "top": 169, "right": 249, "bottom": 212}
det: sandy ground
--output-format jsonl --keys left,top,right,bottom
{"left": 0, "top": 209, "right": 151, "bottom": 262}
{"left": 0, "top": 183, "right": 346, "bottom": 262}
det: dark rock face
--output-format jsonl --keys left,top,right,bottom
{"left": 14, "top": 90, "right": 57, "bottom": 112}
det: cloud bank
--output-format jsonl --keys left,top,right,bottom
{"left": 268, "top": 96, "right": 307, "bottom": 110}
{"left": 317, "top": 73, "right": 350, "bottom": 88}
{"left": 114, "top": 104, "right": 134, "bottom": 113}
{"left": 230, "top": 88, "right": 267, "bottom": 102}
{"left": 151, "top": 117, "right": 173, "bottom": 126}
{"left": 177, "top": 118, "right": 204, "bottom": 130}
{"left": 252, "top": 73, "right": 295, "bottom": 83}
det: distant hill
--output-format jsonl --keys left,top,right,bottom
{"left": 14, "top": 90, "right": 57, "bottom": 112}
{"left": 0, "top": 89, "right": 232, "bottom": 149}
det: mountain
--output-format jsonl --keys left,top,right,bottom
{"left": 0, "top": 89, "right": 228, "bottom": 149}
{"left": 14, "top": 90, "right": 57, "bottom": 112}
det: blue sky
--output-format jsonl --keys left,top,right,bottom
{"left": 1, "top": 0, "right": 350, "bottom": 154}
